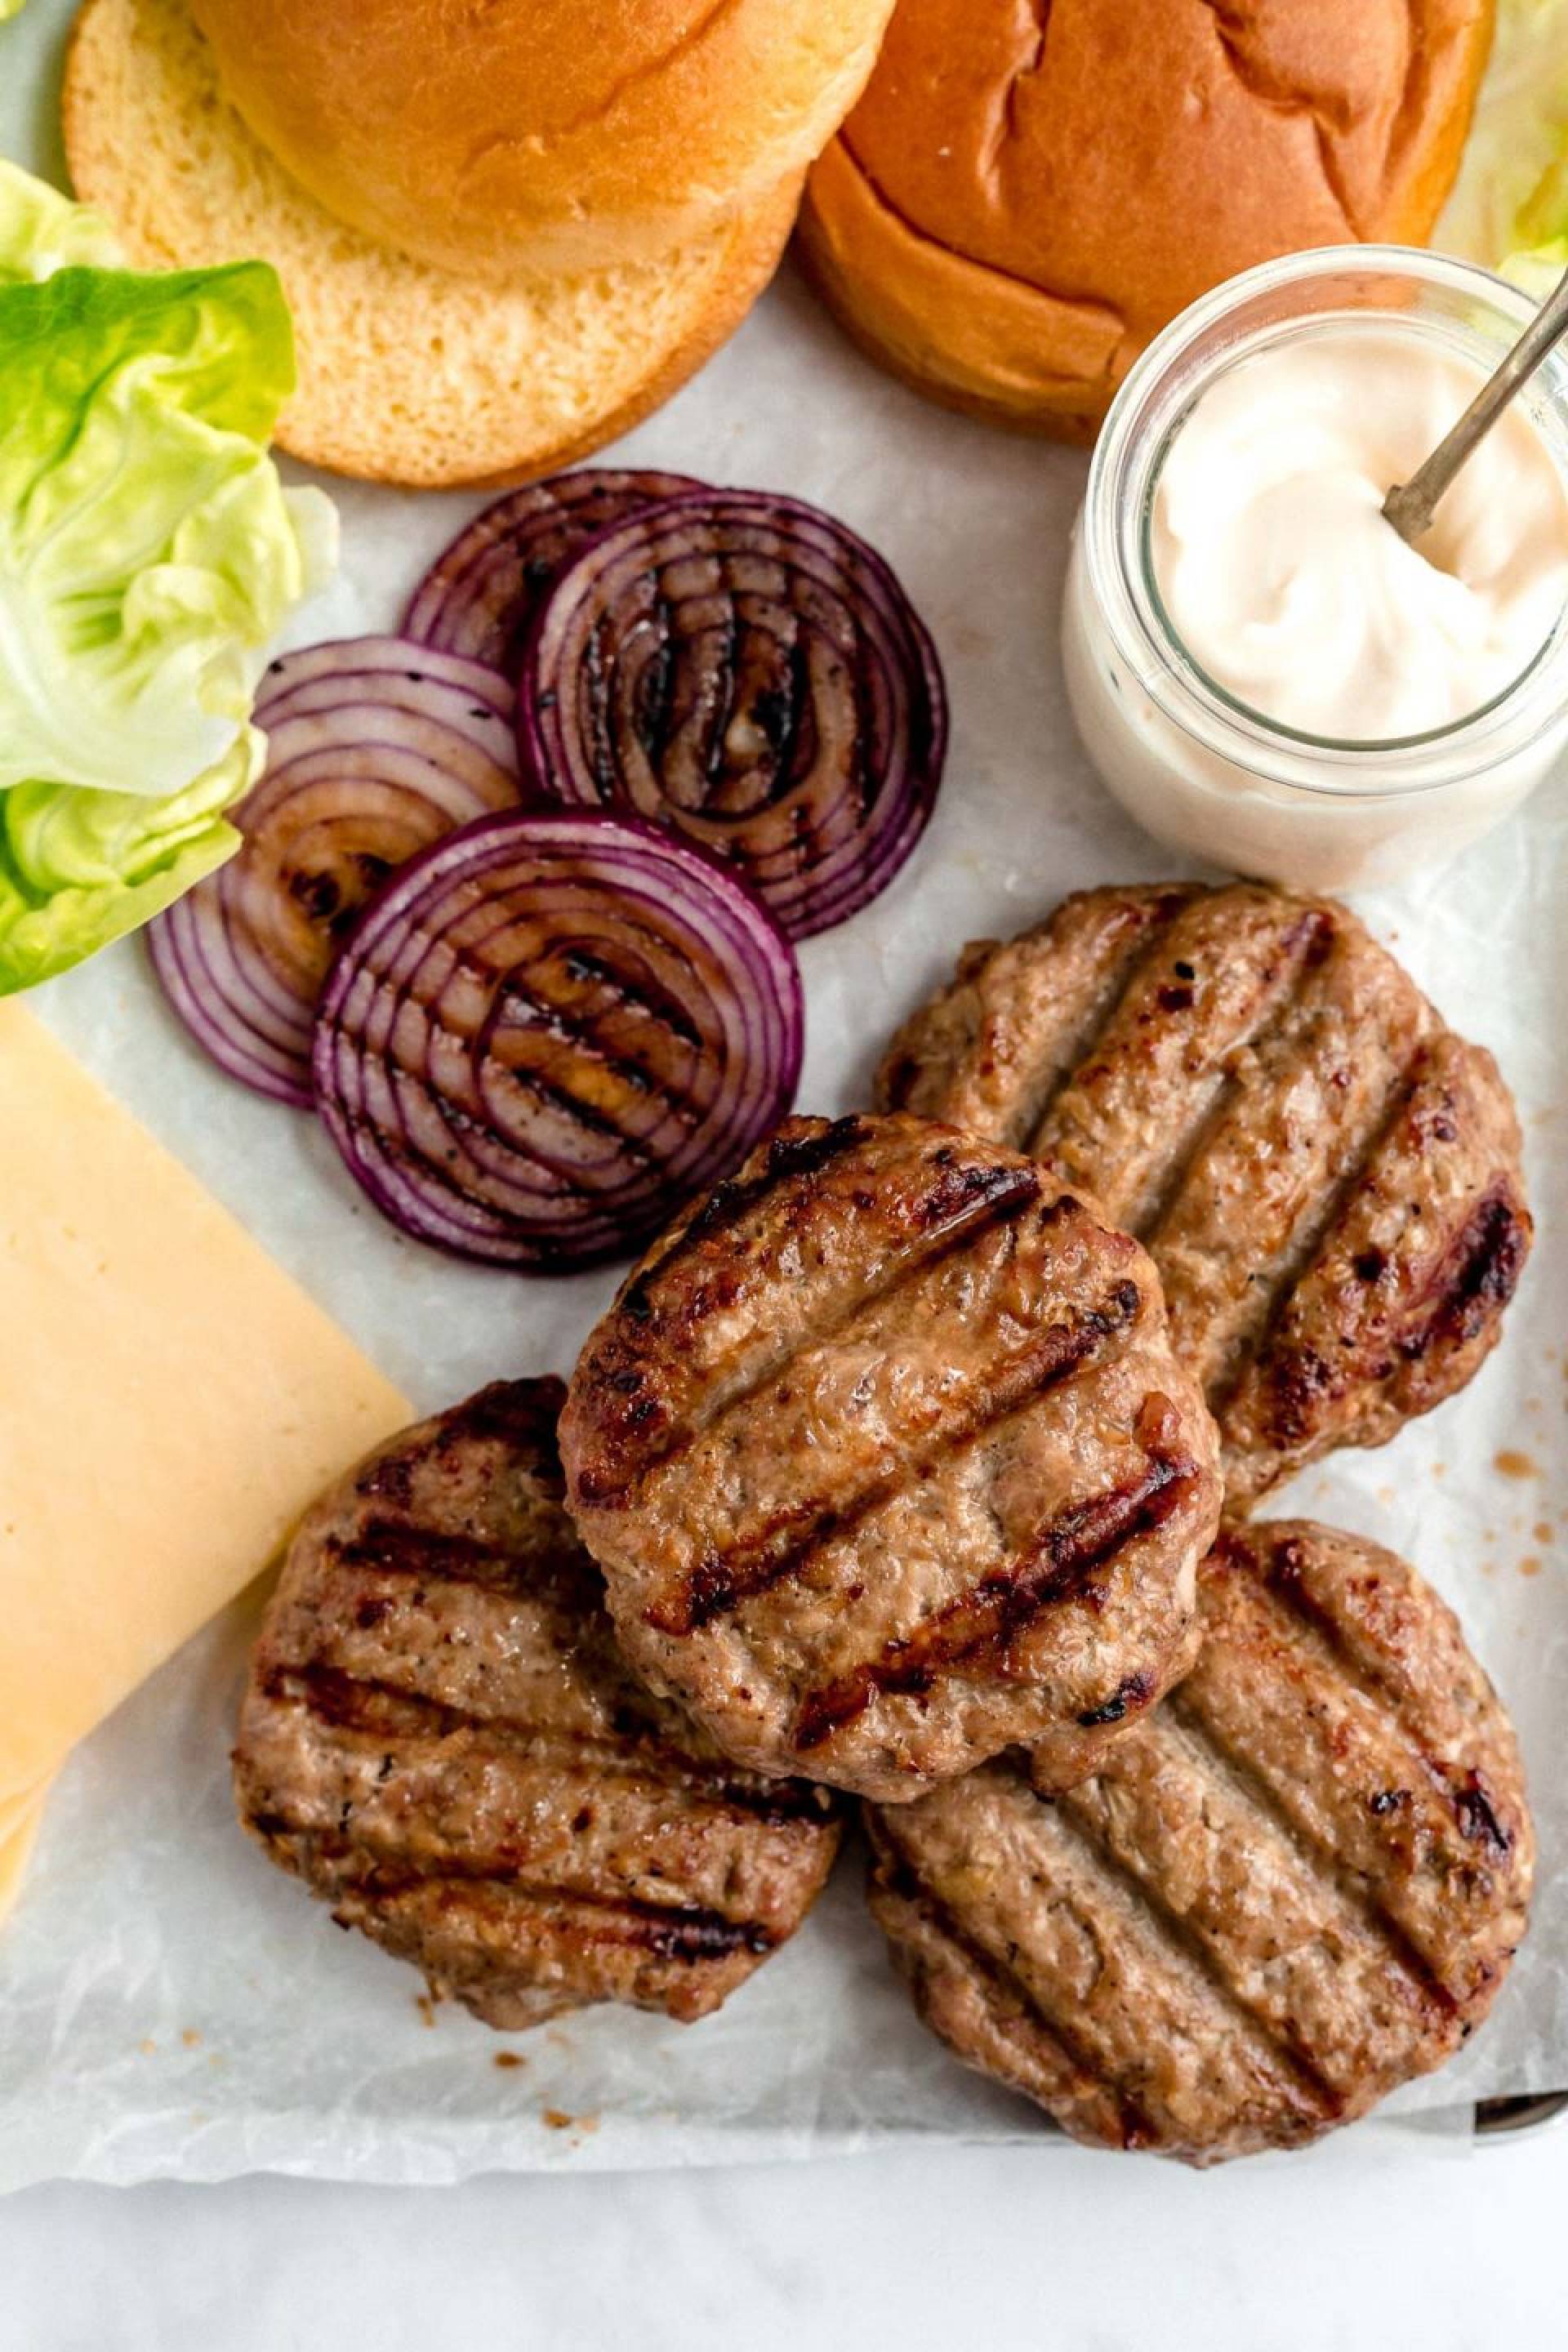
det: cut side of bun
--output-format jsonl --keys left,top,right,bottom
{"left": 188, "top": 0, "right": 896, "bottom": 279}
{"left": 799, "top": 0, "right": 1494, "bottom": 439}
{"left": 63, "top": 0, "right": 801, "bottom": 488}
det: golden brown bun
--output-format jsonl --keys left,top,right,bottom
{"left": 64, "top": 0, "right": 800, "bottom": 489}
{"left": 798, "top": 0, "right": 1494, "bottom": 441}
{"left": 186, "top": 0, "right": 895, "bottom": 279}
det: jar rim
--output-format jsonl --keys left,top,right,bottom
{"left": 1081, "top": 243, "right": 1568, "bottom": 800}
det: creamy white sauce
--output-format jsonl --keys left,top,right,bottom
{"left": 1152, "top": 332, "right": 1568, "bottom": 741}
{"left": 1062, "top": 314, "right": 1568, "bottom": 890}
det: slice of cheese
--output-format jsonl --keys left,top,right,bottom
{"left": 0, "top": 1003, "right": 412, "bottom": 1803}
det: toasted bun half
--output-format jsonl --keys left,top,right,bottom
{"left": 63, "top": 0, "right": 800, "bottom": 489}
{"left": 798, "top": 0, "right": 1494, "bottom": 441}
{"left": 185, "top": 0, "right": 894, "bottom": 278}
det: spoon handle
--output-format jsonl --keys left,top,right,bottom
{"left": 1383, "top": 262, "right": 1568, "bottom": 543}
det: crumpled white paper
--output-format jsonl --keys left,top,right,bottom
{"left": 1, "top": 0, "right": 1563, "bottom": 2187}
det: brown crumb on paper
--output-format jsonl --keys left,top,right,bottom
{"left": 181, "top": 2029, "right": 202, "bottom": 2049}
{"left": 493, "top": 2051, "right": 527, "bottom": 2071}
{"left": 541, "top": 2108, "right": 573, "bottom": 2131}
{"left": 1495, "top": 1449, "right": 1539, "bottom": 1480}
{"left": 1520, "top": 1556, "right": 1544, "bottom": 1579}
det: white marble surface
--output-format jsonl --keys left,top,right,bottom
{"left": 0, "top": 2118, "right": 1563, "bottom": 2348}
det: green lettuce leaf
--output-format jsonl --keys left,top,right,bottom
{"left": 0, "top": 157, "right": 120, "bottom": 281}
{"left": 0, "top": 166, "right": 336, "bottom": 993}
{"left": 1505, "top": 152, "right": 1568, "bottom": 295}
{"left": 1440, "top": 0, "right": 1568, "bottom": 285}
{"left": 0, "top": 730, "right": 261, "bottom": 995}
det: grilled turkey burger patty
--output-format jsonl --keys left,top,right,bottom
{"left": 866, "top": 1518, "right": 1534, "bottom": 2164}
{"left": 234, "top": 1379, "right": 841, "bottom": 2029}
{"left": 560, "top": 1113, "right": 1223, "bottom": 1803}
{"left": 878, "top": 883, "right": 1532, "bottom": 1507}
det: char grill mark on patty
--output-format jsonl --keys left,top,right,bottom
{"left": 1223, "top": 1036, "right": 1530, "bottom": 1495}
{"left": 323, "top": 1876, "right": 772, "bottom": 2031}
{"left": 1031, "top": 900, "right": 1335, "bottom": 1234}
{"left": 1137, "top": 920, "right": 1428, "bottom": 1400}
{"left": 791, "top": 1444, "right": 1203, "bottom": 1752}
{"left": 616, "top": 1113, "right": 880, "bottom": 1322}
{"left": 328, "top": 1873, "right": 779, "bottom": 1965}
{"left": 329, "top": 1522, "right": 536, "bottom": 1591}
{"left": 866, "top": 1521, "right": 1533, "bottom": 2161}
{"left": 875, "top": 886, "right": 1530, "bottom": 1502}
{"left": 872, "top": 1844, "right": 1161, "bottom": 2152}
{"left": 575, "top": 1135, "right": 1045, "bottom": 1507}
{"left": 234, "top": 1379, "right": 841, "bottom": 2027}
{"left": 869, "top": 1772, "right": 1338, "bottom": 2158}
{"left": 257, "top": 1664, "right": 833, "bottom": 1844}
{"left": 879, "top": 886, "right": 1200, "bottom": 1147}
{"left": 1197, "top": 1528, "right": 1524, "bottom": 1940}
{"left": 1154, "top": 1692, "right": 1462, "bottom": 2032}
{"left": 653, "top": 1272, "right": 1147, "bottom": 1637}
{"left": 562, "top": 1117, "right": 1225, "bottom": 1802}
{"left": 246, "top": 1662, "right": 828, "bottom": 1952}
{"left": 1413, "top": 1186, "right": 1532, "bottom": 1355}
{"left": 1041, "top": 1784, "right": 1351, "bottom": 2126}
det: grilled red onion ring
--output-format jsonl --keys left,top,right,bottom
{"left": 147, "top": 639, "right": 521, "bottom": 1103}
{"left": 401, "top": 469, "right": 702, "bottom": 676}
{"left": 516, "top": 490, "right": 947, "bottom": 939}
{"left": 256, "top": 635, "right": 515, "bottom": 724}
{"left": 312, "top": 810, "right": 804, "bottom": 1268}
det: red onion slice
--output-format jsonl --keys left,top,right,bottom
{"left": 515, "top": 490, "right": 947, "bottom": 939}
{"left": 402, "top": 470, "right": 703, "bottom": 676}
{"left": 256, "top": 635, "right": 514, "bottom": 721}
{"left": 147, "top": 639, "right": 522, "bottom": 1104}
{"left": 312, "top": 809, "right": 803, "bottom": 1269}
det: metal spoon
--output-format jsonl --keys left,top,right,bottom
{"left": 1383, "top": 261, "right": 1568, "bottom": 544}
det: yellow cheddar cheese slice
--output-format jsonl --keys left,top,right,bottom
{"left": 0, "top": 1003, "right": 412, "bottom": 1804}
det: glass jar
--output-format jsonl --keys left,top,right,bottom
{"left": 1061, "top": 246, "right": 1568, "bottom": 892}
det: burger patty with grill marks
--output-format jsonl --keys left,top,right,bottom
{"left": 866, "top": 1518, "right": 1535, "bottom": 2165}
{"left": 559, "top": 1113, "right": 1224, "bottom": 1803}
{"left": 233, "top": 1379, "right": 842, "bottom": 2029}
{"left": 876, "top": 883, "right": 1532, "bottom": 1508}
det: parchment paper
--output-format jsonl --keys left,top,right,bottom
{"left": 2, "top": 0, "right": 1565, "bottom": 2187}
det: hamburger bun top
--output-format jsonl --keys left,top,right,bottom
{"left": 187, "top": 0, "right": 895, "bottom": 278}
{"left": 798, "top": 0, "right": 1494, "bottom": 438}
{"left": 65, "top": 0, "right": 802, "bottom": 488}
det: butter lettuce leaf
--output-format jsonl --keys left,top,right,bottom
{"left": 0, "top": 156, "right": 120, "bottom": 282}
{"left": 0, "top": 166, "right": 335, "bottom": 993}
{"left": 0, "top": 732, "right": 261, "bottom": 995}
{"left": 1440, "top": 0, "right": 1568, "bottom": 287}
{"left": 1506, "top": 151, "right": 1568, "bottom": 295}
